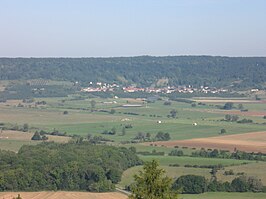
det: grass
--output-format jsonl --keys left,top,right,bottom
{"left": 0, "top": 139, "right": 38, "bottom": 152}
{"left": 216, "top": 162, "right": 266, "bottom": 185}
{"left": 118, "top": 155, "right": 260, "bottom": 188}
{"left": 118, "top": 165, "right": 212, "bottom": 188}
{"left": 119, "top": 161, "right": 266, "bottom": 190}
{"left": 139, "top": 155, "right": 254, "bottom": 166}
{"left": 180, "top": 192, "right": 266, "bottom": 199}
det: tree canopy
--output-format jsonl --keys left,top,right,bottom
{"left": 0, "top": 142, "right": 142, "bottom": 192}
{"left": 129, "top": 160, "right": 178, "bottom": 199}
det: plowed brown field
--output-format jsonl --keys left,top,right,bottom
{"left": 151, "top": 131, "right": 266, "bottom": 153}
{"left": 0, "top": 191, "right": 127, "bottom": 199}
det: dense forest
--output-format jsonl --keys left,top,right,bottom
{"left": 0, "top": 56, "right": 266, "bottom": 88}
{"left": 0, "top": 142, "right": 142, "bottom": 192}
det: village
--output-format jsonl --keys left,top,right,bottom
{"left": 81, "top": 82, "right": 229, "bottom": 94}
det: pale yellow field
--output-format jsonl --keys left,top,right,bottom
{"left": 0, "top": 191, "right": 127, "bottom": 199}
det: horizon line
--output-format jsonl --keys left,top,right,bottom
{"left": 1, "top": 54, "right": 266, "bottom": 59}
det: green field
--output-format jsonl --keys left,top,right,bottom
{"left": 1, "top": 96, "right": 265, "bottom": 144}
{"left": 119, "top": 162, "right": 266, "bottom": 187}
{"left": 180, "top": 192, "right": 266, "bottom": 199}
{"left": 139, "top": 155, "right": 254, "bottom": 166}
{"left": 118, "top": 165, "right": 212, "bottom": 189}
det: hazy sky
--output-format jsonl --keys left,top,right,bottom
{"left": 0, "top": 0, "right": 266, "bottom": 57}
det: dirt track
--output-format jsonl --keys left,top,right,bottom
{"left": 0, "top": 191, "right": 127, "bottom": 199}
{"left": 151, "top": 131, "right": 266, "bottom": 153}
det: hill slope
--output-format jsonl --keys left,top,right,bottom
{"left": 0, "top": 56, "right": 265, "bottom": 88}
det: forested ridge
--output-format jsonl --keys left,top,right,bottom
{"left": 0, "top": 56, "right": 266, "bottom": 88}
{"left": 0, "top": 142, "right": 142, "bottom": 192}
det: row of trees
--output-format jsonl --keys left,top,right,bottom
{"left": 191, "top": 148, "right": 266, "bottom": 161}
{"left": 167, "top": 148, "right": 266, "bottom": 161}
{"left": 174, "top": 175, "right": 265, "bottom": 194}
{"left": 134, "top": 131, "right": 171, "bottom": 142}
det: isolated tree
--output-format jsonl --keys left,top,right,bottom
{"left": 210, "top": 168, "right": 218, "bottom": 182}
{"left": 223, "top": 102, "right": 233, "bottom": 110}
{"left": 87, "top": 133, "right": 92, "bottom": 140}
{"left": 231, "top": 115, "right": 239, "bottom": 122}
{"left": 220, "top": 129, "right": 226, "bottom": 134}
{"left": 225, "top": 114, "right": 238, "bottom": 122}
{"left": 238, "top": 104, "right": 244, "bottom": 110}
{"left": 170, "top": 109, "right": 177, "bottom": 118}
{"left": 121, "top": 127, "right": 126, "bottom": 136}
{"left": 191, "top": 103, "right": 196, "bottom": 107}
{"left": 41, "top": 135, "right": 48, "bottom": 141}
{"left": 129, "top": 160, "right": 178, "bottom": 199}
{"left": 90, "top": 100, "right": 96, "bottom": 111}
{"left": 255, "top": 95, "right": 261, "bottom": 100}
{"left": 225, "top": 114, "right": 231, "bottom": 121}
{"left": 31, "top": 131, "right": 42, "bottom": 140}
{"left": 146, "top": 132, "right": 151, "bottom": 140}
{"left": 110, "top": 109, "right": 116, "bottom": 114}
{"left": 163, "top": 101, "right": 171, "bottom": 106}
{"left": 22, "top": 123, "right": 29, "bottom": 132}
{"left": 135, "top": 132, "right": 146, "bottom": 141}
{"left": 111, "top": 127, "right": 116, "bottom": 135}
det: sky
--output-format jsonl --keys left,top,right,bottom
{"left": 0, "top": 0, "right": 266, "bottom": 57}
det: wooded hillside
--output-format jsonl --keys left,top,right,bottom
{"left": 0, "top": 56, "right": 265, "bottom": 88}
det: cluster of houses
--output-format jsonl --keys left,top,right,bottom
{"left": 81, "top": 82, "right": 229, "bottom": 94}
{"left": 81, "top": 82, "right": 120, "bottom": 92}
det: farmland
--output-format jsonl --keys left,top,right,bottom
{"left": 1, "top": 192, "right": 266, "bottom": 199}
{"left": 1, "top": 96, "right": 265, "bottom": 143}
{"left": 0, "top": 191, "right": 127, "bottom": 199}
{"left": 150, "top": 131, "right": 266, "bottom": 153}
{"left": 1, "top": 93, "right": 266, "bottom": 197}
